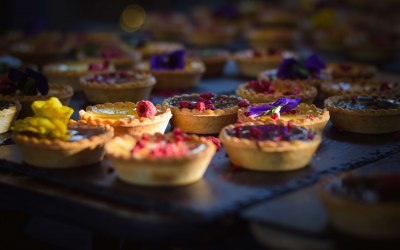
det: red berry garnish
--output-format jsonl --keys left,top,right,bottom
{"left": 173, "top": 128, "right": 183, "bottom": 136}
{"left": 238, "top": 100, "right": 250, "bottom": 107}
{"left": 205, "top": 103, "right": 215, "bottom": 110}
{"left": 249, "top": 126, "right": 262, "bottom": 139}
{"left": 178, "top": 101, "right": 193, "bottom": 109}
{"left": 199, "top": 92, "right": 215, "bottom": 100}
{"left": 136, "top": 100, "right": 157, "bottom": 118}
{"left": 196, "top": 101, "right": 205, "bottom": 111}
{"left": 271, "top": 113, "right": 279, "bottom": 120}
{"left": 206, "top": 136, "right": 221, "bottom": 150}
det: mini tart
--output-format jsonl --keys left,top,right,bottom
{"left": 219, "top": 123, "right": 321, "bottom": 171}
{"left": 80, "top": 71, "right": 156, "bottom": 103}
{"left": 185, "top": 25, "right": 236, "bottom": 47}
{"left": 317, "top": 172, "right": 400, "bottom": 239}
{"left": 136, "top": 42, "right": 184, "bottom": 59}
{"left": 78, "top": 102, "right": 172, "bottom": 137}
{"left": 324, "top": 62, "right": 377, "bottom": 80}
{"left": 43, "top": 61, "right": 114, "bottom": 91}
{"left": 12, "top": 125, "right": 114, "bottom": 168}
{"left": 321, "top": 80, "right": 400, "bottom": 97}
{"left": 258, "top": 69, "right": 322, "bottom": 87}
{"left": 246, "top": 28, "right": 298, "bottom": 49}
{"left": 236, "top": 79, "right": 317, "bottom": 104}
{"left": 0, "top": 100, "right": 21, "bottom": 133}
{"left": 105, "top": 132, "right": 216, "bottom": 186}
{"left": 325, "top": 95, "right": 400, "bottom": 134}
{"left": 0, "top": 84, "right": 73, "bottom": 118}
{"left": 234, "top": 49, "right": 290, "bottom": 78}
{"left": 238, "top": 103, "right": 330, "bottom": 132}
{"left": 163, "top": 94, "right": 246, "bottom": 134}
{"left": 136, "top": 61, "right": 205, "bottom": 90}
{"left": 187, "top": 49, "right": 229, "bottom": 77}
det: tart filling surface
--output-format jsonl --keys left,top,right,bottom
{"left": 324, "top": 62, "right": 376, "bottom": 79}
{"left": 321, "top": 80, "right": 400, "bottom": 96}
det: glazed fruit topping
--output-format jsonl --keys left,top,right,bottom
{"left": 1, "top": 68, "right": 48, "bottom": 96}
{"left": 227, "top": 124, "right": 316, "bottom": 142}
{"left": 247, "top": 80, "right": 276, "bottom": 94}
{"left": 169, "top": 93, "right": 243, "bottom": 110}
{"left": 85, "top": 72, "right": 134, "bottom": 84}
{"left": 88, "top": 61, "right": 110, "bottom": 71}
{"left": 335, "top": 96, "right": 400, "bottom": 110}
{"left": 328, "top": 172, "right": 400, "bottom": 202}
{"left": 130, "top": 128, "right": 206, "bottom": 158}
{"left": 136, "top": 100, "right": 157, "bottom": 118}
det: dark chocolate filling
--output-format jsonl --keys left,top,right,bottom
{"left": 226, "top": 124, "right": 315, "bottom": 141}
{"left": 67, "top": 126, "right": 106, "bottom": 142}
{"left": 334, "top": 96, "right": 400, "bottom": 110}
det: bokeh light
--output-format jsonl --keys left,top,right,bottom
{"left": 120, "top": 4, "right": 146, "bottom": 32}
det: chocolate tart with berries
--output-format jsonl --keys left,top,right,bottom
{"left": 236, "top": 79, "right": 317, "bottom": 104}
{"left": 0, "top": 100, "right": 21, "bottom": 133}
{"left": 324, "top": 62, "right": 376, "bottom": 80}
{"left": 136, "top": 50, "right": 205, "bottom": 90}
{"left": 325, "top": 95, "right": 400, "bottom": 134}
{"left": 187, "top": 49, "right": 230, "bottom": 77}
{"left": 43, "top": 60, "right": 114, "bottom": 91}
{"left": 80, "top": 71, "right": 156, "bottom": 103}
{"left": 78, "top": 100, "right": 172, "bottom": 137}
{"left": 258, "top": 55, "right": 327, "bottom": 88}
{"left": 238, "top": 98, "right": 330, "bottom": 132}
{"left": 12, "top": 97, "right": 114, "bottom": 168}
{"left": 234, "top": 48, "right": 292, "bottom": 78}
{"left": 219, "top": 123, "right": 321, "bottom": 171}
{"left": 0, "top": 68, "right": 73, "bottom": 118}
{"left": 318, "top": 172, "right": 400, "bottom": 239}
{"left": 105, "top": 129, "right": 217, "bottom": 186}
{"left": 163, "top": 93, "right": 249, "bottom": 134}
{"left": 321, "top": 80, "right": 400, "bottom": 97}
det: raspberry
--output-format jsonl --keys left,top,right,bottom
{"left": 173, "top": 128, "right": 183, "bottom": 136}
{"left": 238, "top": 100, "right": 250, "bottom": 107}
{"left": 205, "top": 103, "right": 215, "bottom": 110}
{"left": 141, "top": 134, "right": 150, "bottom": 140}
{"left": 287, "top": 121, "right": 293, "bottom": 131}
{"left": 198, "top": 97, "right": 207, "bottom": 103}
{"left": 88, "top": 63, "right": 101, "bottom": 71}
{"left": 199, "top": 92, "right": 215, "bottom": 99}
{"left": 271, "top": 113, "right": 279, "bottom": 120}
{"left": 178, "top": 101, "right": 193, "bottom": 109}
{"left": 196, "top": 101, "right": 205, "bottom": 111}
{"left": 234, "top": 126, "right": 241, "bottom": 137}
{"left": 206, "top": 136, "right": 221, "bottom": 150}
{"left": 136, "top": 100, "right": 157, "bottom": 118}
{"left": 249, "top": 126, "right": 262, "bottom": 139}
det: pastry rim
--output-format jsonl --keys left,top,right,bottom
{"left": 324, "top": 95, "right": 400, "bottom": 116}
{"left": 105, "top": 133, "right": 216, "bottom": 163}
{"left": 137, "top": 60, "right": 206, "bottom": 75}
{"left": 0, "top": 100, "right": 21, "bottom": 114}
{"left": 0, "top": 83, "right": 74, "bottom": 102}
{"left": 79, "top": 71, "right": 156, "bottom": 90}
{"left": 162, "top": 93, "right": 245, "bottom": 116}
{"left": 238, "top": 103, "right": 330, "bottom": 126}
{"left": 12, "top": 124, "right": 114, "bottom": 150}
{"left": 257, "top": 70, "right": 322, "bottom": 86}
{"left": 79, "top": 102, "right": 172, "bottom": 127}
{"left": 321, "top": 79, "right": 400, "bottom": 96}
{"left": 236, "top": 79, "right": 318, "bottom": 103}
{"left": 219, "top": 121, "right": 322, "bottom": 152}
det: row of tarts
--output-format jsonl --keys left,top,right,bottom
{"left": 1, "top": 67, "right": 400, "bottom": 240}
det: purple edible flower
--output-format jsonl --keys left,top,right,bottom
{"left": 304, "top": 54, "right": 326, "bottom": 77}
{"left": 249, "top": 98, "right": 301, "bottom": 118}
{"left": 213, "top": 4, "right": 239, "bottom": 20}
{"left": 277, "top": 54, "right": 326, "bottom": 80}
{"left": 150, "top": 50, "right": 185, "bottom": 70}
{"left": 7, "top": 68, "right": 48, "bottom": 96}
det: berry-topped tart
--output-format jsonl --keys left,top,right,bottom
{"left": 0, "top": 68, "right": 73, "bottom": 118}
{"left": 136, "top": 50, "right": 205, "bottom": 90}
{"left": 219, "top": 123, "right": 321, "bottom": 171}
{"left": 0, "top": 100, "right": 21, "bottom": 134}
{"left": 234, "top": 48, "right": 293, "bottom": 78}
{"left": 163, "top": 92, "right": 250, "bottom": 134}
{"left": 258, "top": 54, "right": 326, "bottom": 88}
{"left": 12, "top": 97, "right": 113, "bottom": 168}
{"left": 187, "top": 49, "right": 230, "bottom": 77}
{"left": 318, "top": 171, "right": 400, "bottom": 239}
{"left": 236, "top": 79, "right": 317, "bottom": 104}
{"left": 321, "top": 80, "right": 400, "bottom": 97}
{"left": 325, "top": 95, "right": 400, "bottom": 134}
{"left": 238, "top": 98, "right": 330, "bottom": 132}
{"left": 105, "top": 128, "right": 217, "bottom": 186}
{"left": 43, "top": 60, "right": 114, "bottom": 91}
{"left": 78, "top": 100, "right": 172, "bottom": 137}
{"left": 79, "top": 71, "right": 156, "bottom": 104}
{"left": 324, "top": 62, "right": 377, "bottom": 80}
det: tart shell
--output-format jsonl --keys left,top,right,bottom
{"left": 105, "top": 134, "right": 216, "bottom": 186}
{"left": 325, "top": 95, "right": 400, "bottom": 134}
{"left": 219, "top": 122, "right": 321, "bottom": 171}
{"left": 12, "top": 125, "right": 114, "bottom": 168}
{"left": 0, "top": 100, "right": 21, "bottom": 134}
{"left": 78, "top": 102, "right": 172, "bottom": 137}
